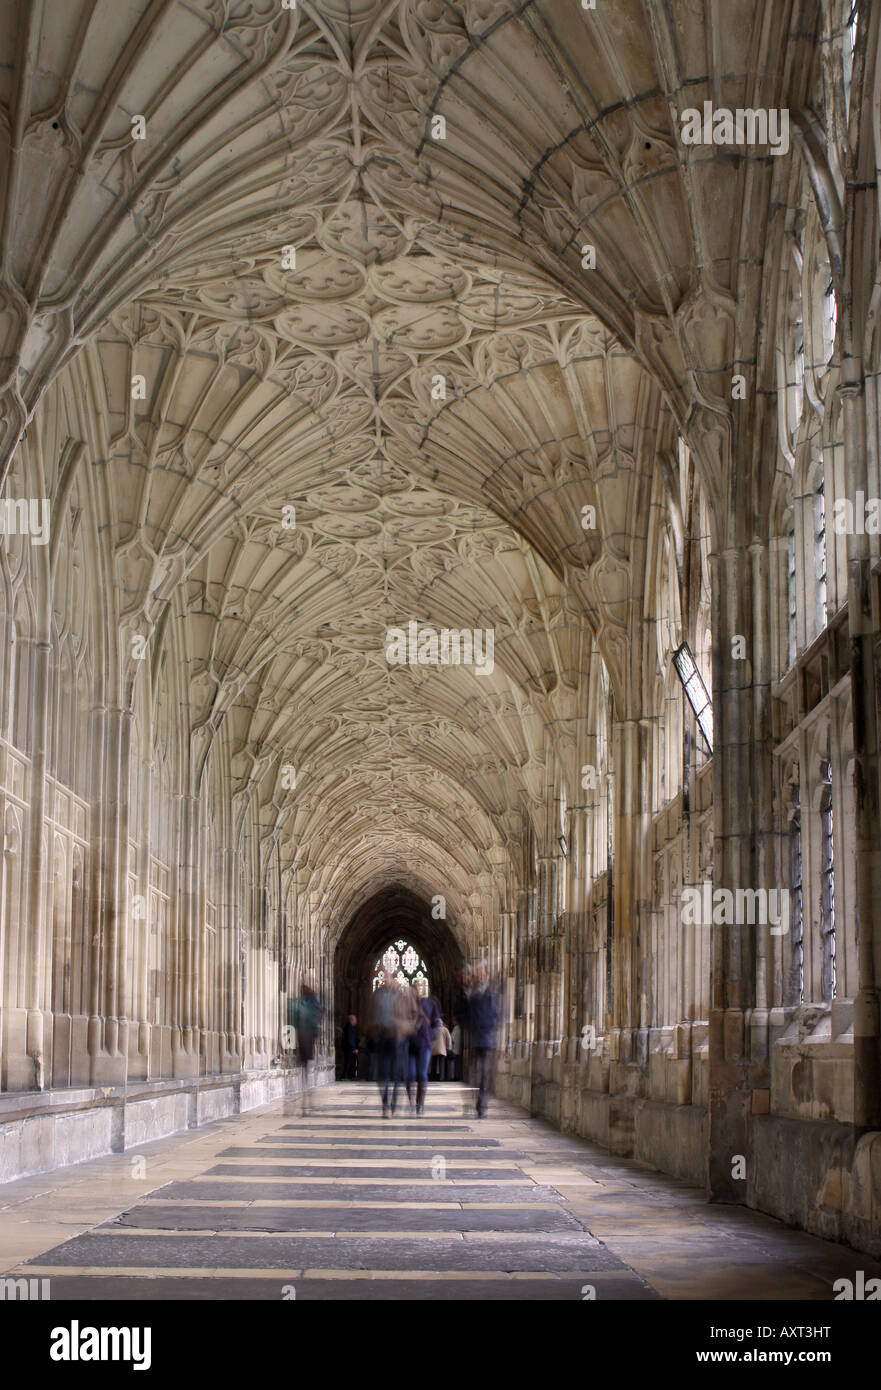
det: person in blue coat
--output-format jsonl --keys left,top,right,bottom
{"left": 465, "top": 963, "right": 499, "bottom": 1118}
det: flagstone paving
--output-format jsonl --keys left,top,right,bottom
{"left": 1, "top": 1083, "right": 879, "bottom": 1301}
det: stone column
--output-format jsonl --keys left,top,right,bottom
{"left": 534, "top": 854, "right": 558, "bottom": 1046}
{"left": 610, "top": 720, "right": 643, "bottom": 1043}
{"left": 842, "top": 360, "right": 881, "bottom": 1133}
{"left": 173, "top": 793, "right": 203, "bottom": 1077}
{"left": 18, "top": 638, "right": 50, "bottom": 1091}
{"left": 89, "top": 705, "right": 132, "bottom": 1085}
{"left": 706, "top": 539, "right": 775, "bottom": 1201}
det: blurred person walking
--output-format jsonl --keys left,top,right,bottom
{"left": 342, "top": 1014, "right": 359, "bottom": 1080}
{"left": 371, "top": 969, "right": 400, "bottom": 1117}
{"left": 448, "top": 1021, "right": 462, "bottom": 1082}
{"left": 288, "top": 973, "right": 323, "bottom": 1114}
{"left": 395, "top": 978, "right": 421, "bottom": 1112}
{"left": 431, "top": 1018, "right": 451, "bottom": 1081}
{"left": 465, "top": 963, "right": 499, "bottom": 1118}
{"left": 411, "top": 979, "right": 441, "bottom": 1115}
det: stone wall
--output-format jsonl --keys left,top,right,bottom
{"left": 0, "top": 1063, "right": 334, "bottom": 1185}
{"left": 495, "top": 1049, "right": 881, "bottom": 1258}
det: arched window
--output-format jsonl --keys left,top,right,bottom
{"left": 819, "top": 760, "right": 836, "bottom": 1001}
{"left": 787, "top": 770, "right": 804, "bottom": 1005}
{"left": 786, "top": 522, "right": 797, "bottom": 668}
{"left": 372, "top": 940, "right": 429, "bottom": 993}
{"left": 783, "top": 238, "right": 805, "bottom": 444}
{"left": 813, "top": 467, "right": 828, "bottom": 637}
{"left": 813, "top": 254, "right": 837, "bottom": 373}
{"left": 842, "top": 3, "right": 859, "bottom": 119}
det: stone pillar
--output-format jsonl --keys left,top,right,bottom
{"left": 89, "top": 706, "right": 132, "bottom": 1085}
{"left": 222, "top": 844, "right": 243, "bottom": 1070}
{"left": 841, "top": 360, "right": 881, "bottom": 1133}
{"left": 534, "top": 854, "right": 558, "bottom": 1045}
{"left": 610, "top": 720, "right": 643, "bottom": 1042}
{"left": 500, "top": 908, "right": 515, "bottom": 1052}
{"left": 130, "top": 737, "right": 152, "bottom": 1082}
{"left": 565, "top": 803, "right": 588, "bottom": 1053}
{"left": 16, "top": 638, "right": 50, "bottom": 1091}
{"left": 706, "top": 540, "right": 775, "bottom": 1201}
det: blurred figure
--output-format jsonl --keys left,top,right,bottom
{"left": 288, "top": 972, "right": 323, "bottom": 1113}
{"left": 464, "top": 962, "right": 498, "bottom": 1118}
{"left": 371, "top": 968, "right": 399, "bottom": 1116}
{"left": 410, "top": 979, "right": 441, "bottom": 1115}
{"left": 396, "top": 978, "right": 421, "bottom": 1112}
{"left": 342, "top": 1014, "right": 359, "bottom": 1080}
{"left": 448, "top": 1021, "right": 462, "bottom": 1082}
{"left": 431, "top": 1017, "right": 451, "bottom": 1081}
{"left": 451, "top": 966, "right": 470, "bottom": 1085}
{"left": 454, "top": 967, "right": 471, "bottom": 1029}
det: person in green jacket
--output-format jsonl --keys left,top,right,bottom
{"left": 287, "top": 973, "right": 323, "bottom": 1113}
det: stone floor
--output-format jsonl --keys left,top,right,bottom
{"left": 1, "top": 1082, "right": 879, "bottom": 1300}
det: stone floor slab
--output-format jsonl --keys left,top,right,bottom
{"left": 3, "top": 1082, "right": 878, "bottom": 1301}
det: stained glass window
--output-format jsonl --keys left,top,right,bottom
{"left": 372, "top": 940, "right": 429, "bottom": 992}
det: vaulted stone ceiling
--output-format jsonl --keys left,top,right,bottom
{"left": 1, "top": 0, "right": 805, "bottom": 938}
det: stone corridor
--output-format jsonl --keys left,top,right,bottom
{"left": 3, "top": 0, "right": 881, "bottom": 1292}
{"left": 2, "top": 1084, "right": 878, "bottom": 1302}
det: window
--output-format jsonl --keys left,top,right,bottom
{"left": 672, "top": 642, "right": 713, "bottom": 754}
{"left": 819, "top": 761, "right": 836, "bottom": 1001}
{"left": 821, "top": 277, "right": 837, "bottom": 367}
{"left": 788, "top": 776, "right": 804, "bottom": 1005}
{"left": 787, "top": 526, "right": 797, "bottom": 667}
{"left": 843, "top": 3, "right": 859, "bottom": 119}
{"left": 785, "top": 253, "right": 805, "bottom": 438}
{"left": 372, "top": 939, "right": 429, "bottom": 993}
{"left": 813, "top": 471, "right": 827, "bottom": 636}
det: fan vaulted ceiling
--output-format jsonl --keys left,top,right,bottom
{"left": 0, "top": 0, "right": 796, "bottom": 929}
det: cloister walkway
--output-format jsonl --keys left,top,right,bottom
{"left": 1, "top": 1084, "right": 878, "bottom": 1301}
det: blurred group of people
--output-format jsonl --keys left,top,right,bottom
{"left": 364, "top": 961, "right": 500, "bottom": 1119}
{"left": 286, "top": 961, "right": 502, "bottom": 1120}
{"left": 368, "top": 972, "right": 446, "bottom": 1117}
{"left": 341, "top": 1005, "right": 462, "bottom": 1085}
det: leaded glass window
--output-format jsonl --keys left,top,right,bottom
{"left": 788, "top": 776, "right": 804, "bottom": 1005}
{"left": 813, "top": 472, "right": 827, "bottom": 637}
{"left": 820, "top": 761, "right": 836, "bottom": 1001}
{"left": 372, "top": 939, "right": 429, "bottom": 993}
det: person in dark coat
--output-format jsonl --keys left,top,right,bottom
{"left": 342, "top": 1014, "right": 359, "bottom": 1080}
{"left": 371, "top": 969, "right": 407, "bottom": 1116}
{"left": 448, "top": 1022, "right": 462, "bottom": 1082}
{"left": 464, "top": 963, "right": 499, "bottom": 1118}
{"left": 410, "top": 980, "right": 441, "bottom": 1115}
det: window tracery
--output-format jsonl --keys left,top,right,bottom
{"left": 372, "top": 939, "right": 429, "bottom": 993}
